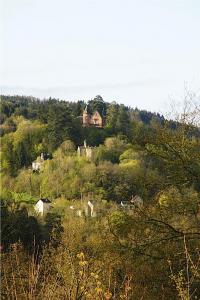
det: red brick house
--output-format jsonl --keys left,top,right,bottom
{"left": 82, "top": 105, "right": 105, "bottom": 128}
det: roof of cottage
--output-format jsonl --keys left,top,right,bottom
{"left": 38, "top": 198, "right": 51, "bottom": 203}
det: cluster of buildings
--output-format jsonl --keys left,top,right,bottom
{"left": 33, "top": 104, "right": 143, "bottom": 217}
{"left": 34, "top": 198, "right": 97, "bottom": 217}
{"left": 34, "top": 195, "right": 143, "bottom": 216}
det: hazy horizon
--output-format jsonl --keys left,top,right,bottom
{"left": 1, "top": 0, "right": 200, "bottom": 113}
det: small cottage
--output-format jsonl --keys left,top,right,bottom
{"left": 120, "top": 201, "right": 135, "bottom": 210}
{"left": 34, "top": 198, "right": 51, "bottom": 215}
{"left": 32, "top": 153, "right": 50, "bottom": 172}
{"left": 120, "top": 195, "right": 143, "bottom": 210}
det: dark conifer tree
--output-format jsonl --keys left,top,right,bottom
{"left": 47, "top": 104, "right": 73, "bottom": 152}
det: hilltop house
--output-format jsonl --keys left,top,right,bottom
{"left": 82, "top": 105, "right": 105, "bottom": 128}
{"left": 34, "top": 198, "right": 51, "bottom": 216}
{"left": 77, "top": 140, "right": 94, "bottom": 160}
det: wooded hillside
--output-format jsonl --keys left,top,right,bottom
{"left": 1, "top": 95, "right": 200, "bottom": 299}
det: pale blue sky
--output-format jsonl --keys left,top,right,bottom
{"left": 1, "top": 0, "right": 200, "bottom": 112}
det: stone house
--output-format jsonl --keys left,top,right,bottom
{"left": 69, "top": 200, "right": 97, "bottom": 218}
{"left": 77, "top": 140, "right": 94, "bottom": 160}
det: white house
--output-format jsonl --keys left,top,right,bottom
{"left": 32, "top": 153, "right": 51, "bottom": 172}
{"left": 34, "top": 198, "right": 51, "bottom": 215}
{"left": 32, "top": 153, "right": 45, "bottom": 172}
{"left": 32, "top": 161, "right": 42, "bottom": 171}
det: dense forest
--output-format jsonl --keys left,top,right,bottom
{"left": 1, "top": 94, "right": 200, "bottom": 299}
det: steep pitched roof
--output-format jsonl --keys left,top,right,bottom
{"left": 38, "top": 198, "right": 51, "bottom": 203}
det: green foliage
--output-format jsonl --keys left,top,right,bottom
{"left": 0, "top": 200, "right": 41, "bottom": 250}
{"left": 109, "top": 210, "right": 132, "bottom": 237}
{"left": 44, "top": 212, "right": 64, "bottom": 247}
{"left": 106, "top": 102, "right": 131, "bottom": 137}
{"left": 88, "top": 95, "right": 106, "bottom": 116}
{"left": 119, "top": 148, "right": 140, "bottom": 163}
{"left": 11, "top": 192, "right": 37, "bottom": 204}
{"left": 94, "top": 137, "right": 128, "bottom": 164}
{"left": 53, "top": 140, "right": 76, "bottom": 159}
{"left": 1, "top": 118, "right": 46, "bottom": 175}
{"left": 83, "top": 126, "right": 107, "bottom": 146}
{"left": 146, "top": 122, "right": 200, "bottom": 190}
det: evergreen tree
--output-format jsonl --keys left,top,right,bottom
{"left": 106, "top": 102, "right": 119, "bottom": 132}
{"left": 116, "top": 104, "right": 130, "bottom": 137}
{"left": 47, "top": 104, "right": 73, "bottom": 152}
{"left": 88, "top": 95, "right": 106, "bottom": 116}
